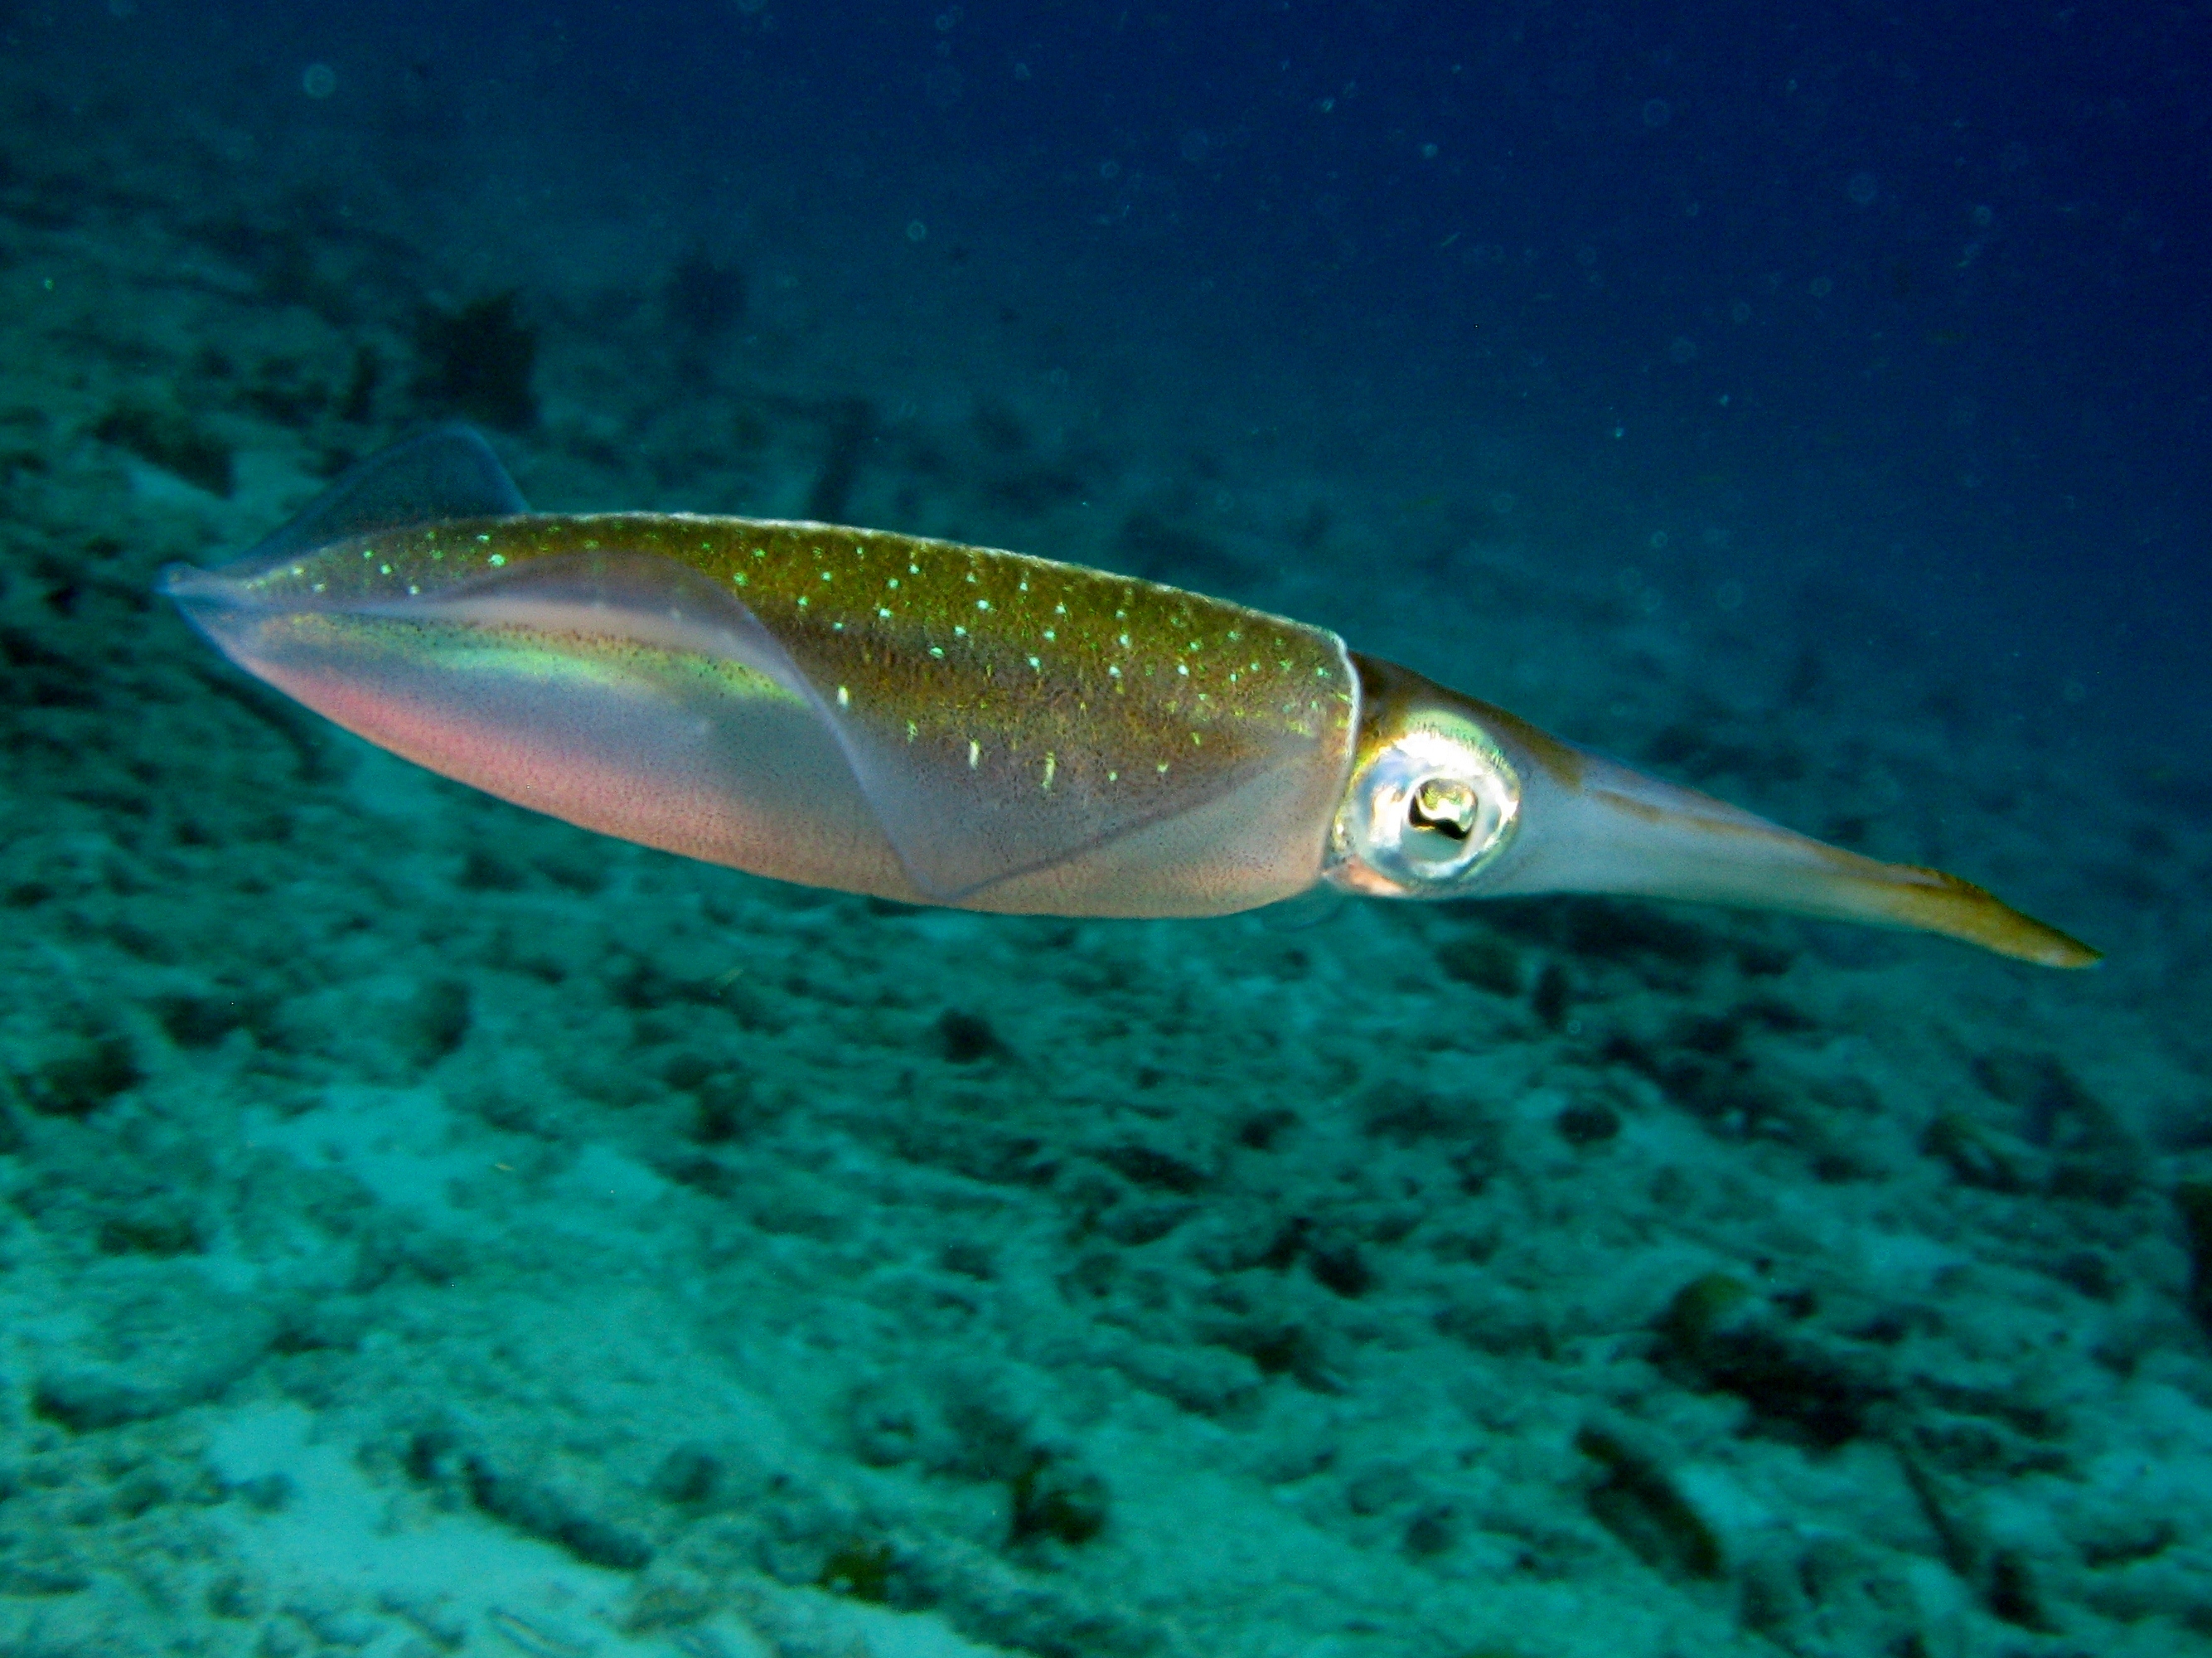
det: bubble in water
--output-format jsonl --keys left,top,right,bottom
{"left": 301, "top": 63, "right": 336, "bottom": 99}
{"left": 1715, "top": 579, "right": 1745, "bottom": 611}
{"left": 1642, "top": 98, "right": 1671, "bottom": 128}
{"left": 1730, "top": 300, "right": 1752, "bottom": 323}
{"left": 1846, "top": 171, "right": 1878, "bottom": 206}
{"left": 1809, "top": 275, "right": 1833, "bottom": 298}
{"left": 1971, "top": 204, "right": 1994, "bottom": 229}
{"left": 906, "top": 220, "right": 928, "bottom": 243}
{"left": 1667, "top": 336, "right": 1698, "bottom": 364}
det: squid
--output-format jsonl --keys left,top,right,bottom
{"left": 161, "top": 427, "right": 2094, "bottom": 967}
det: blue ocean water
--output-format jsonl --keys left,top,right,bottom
{"left": 2, "top": 3, "right": 2209, "bottom": 1656}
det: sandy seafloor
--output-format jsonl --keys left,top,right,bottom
{"left": 4, "top": 42, "right": 2212, "bottom": 1658}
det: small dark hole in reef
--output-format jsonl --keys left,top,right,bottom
{"left": 415, "top": 290, "right": 539, "bottom": 429}
{"left": 690, "top": 1074, "right": 758, "bottom": 1144}
{"left": 1231, "top": 1322, "right": 1325, "bottom": 1384}
{"left": 665, "top": 243, "right": 748, "bottom": 337}
{"left": 1009, "top": 1455, "right": 1109, "bottom": 1546}
{"left": 22, "top": 1030, "right": 141, "bottom": 1117}
{"left": 1532, "top": 962, "right": 1572, "bottom": 1030}
{"left": 1237, "top": 1108, "right": 1298, "bottom": 1149}
{"left": 1576, "top": 1424, "right": 1723, "bottom": 1581}
{"left": 1308, "top": 1242, "right": 1373, "bottom": 1298}
{"left": 1403, "top": 1501, "right": 1461, "bottom": 1558}
{"left": 937, "top": 1009, "right": 998, "bottom": 1063}
{"left": 338, "top": 344, "right": 380, "bottom": 422}
{"left": 94, "top": 403, "right": 235, "bottom": 496}
{"left": 650, "top": 1444, "right": 722, "bottom": 1505}
{"left": 1556, "top": 1100, "right": 1622, "bottom": 1145}
{"left": 818, "top": 1538, "right": 898, "bottom": 1602}
{"left": 1987, "top": 1548, "right": 2052, "bottom": 1631}
{"left": 155, "top": 989, "right": 262, "bottom": 1048}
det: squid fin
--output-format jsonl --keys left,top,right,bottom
{"left": 239, "top": 424, "right": 525, "bottom": 574}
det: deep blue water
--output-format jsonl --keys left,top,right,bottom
{"left": 62, "top": 0, "right": 2203, "bottom": 747}
{"left": 20, "top": 0, "right": 2209, "bottom": 740}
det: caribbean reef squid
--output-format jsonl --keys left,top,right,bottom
{"left": 161, "top": 427, "right": 2095, "bottom": 967}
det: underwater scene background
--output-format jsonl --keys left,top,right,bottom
{"left": 2, "top": 2, "right": 2210, "bottom": 1655}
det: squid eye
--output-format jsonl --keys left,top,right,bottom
{"left": 1330, "top": 722, "right": 1521, "bottom": 898}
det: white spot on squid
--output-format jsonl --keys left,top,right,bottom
{"left": 488, "top": 554, "right": 506, "bottom": 567}
{"left": 968, "top": 740, "right": 980, "bottom": 768}
{"left": 836, "top": 686, "right": 850, "bottom": 707}
{"left": 977, "top": 599, "right": 990, "bottom": 611}
{"left": 1042, "top": 752, "right": 1056, "bottom": 790}
{"left": 1028, "top": 655, "right": 1040, "bottom": 669}
{"left": 930, "top": 646, "right": 944, "bottom": 658}
{"left": 878, "top": 607, "right": 893, "bottom": 618}
{"left": 954, "top": 625, "right": 966, "bottom": 637}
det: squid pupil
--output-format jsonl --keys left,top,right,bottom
{"left": 1408, "top": 778, "right": 1474, "bottom": 841}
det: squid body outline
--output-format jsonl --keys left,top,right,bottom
{"left": 161, "top": 427, "right": 2097, "bottom": 968}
